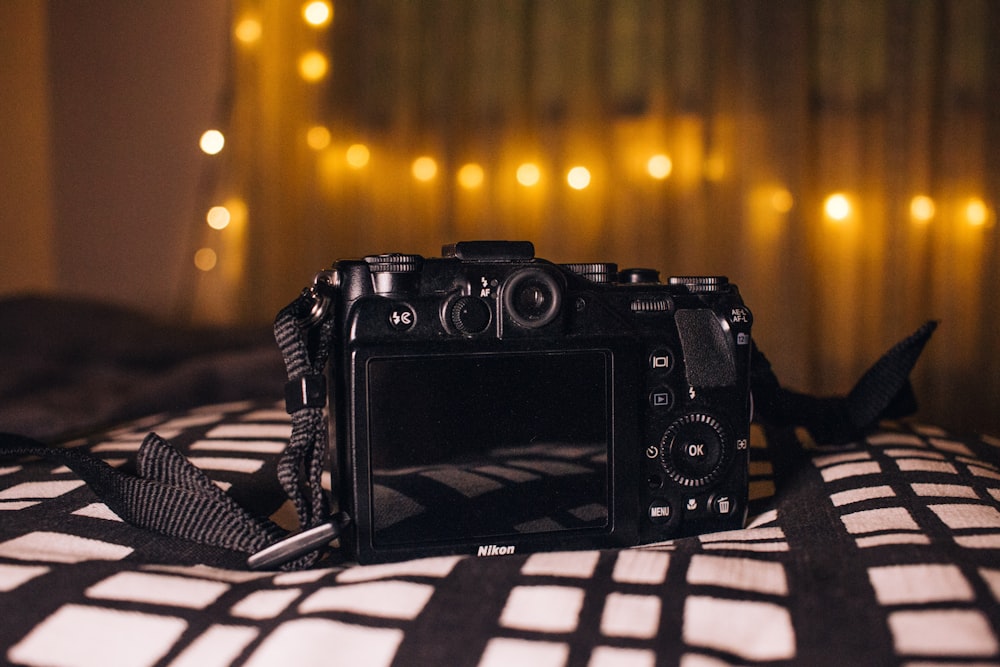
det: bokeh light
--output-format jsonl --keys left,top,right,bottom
{"left": 194, "top": 248, "right": 218, "bottom": 272}
{"left": 516, "top": 162, "right": 541, "bottom": 187}
{"left": 306, "top": 125, "right": 331, "bottom": 150}
{"left": 412, "top": 156, "right": 438, "bottom": 182}
{"left": 345, "top": 143, "right": 370, "bottom": 169}
{"left": 206, "top": 206, "right": 231, "bottom": 230}
{"left": 770, "top": 188, "right": 794, "bottom": 213}
{"left": 302, "top": 1, "right": 333, "bottom": 27}
{"left": 567, "top": 166, "right": 591, "bottom": 190}
{"left": 199, "top": 129, "right": 225, "bottom": 155}
{"left": 965, "top": 198, "right": 989, "bottom": 226}
{"left": 824, "top": 193, "right": 852, "bottom": 221}
{"left": 646, "top": 154, "right": 673, "bottom": 180}
{"left": 234, "top": 16, "right": 262, "bottom": 44}
{"left": 910, "top": 195, "right": 935, "bottom": 223}
{"left": 298, "top": 51, "right": 328, "bottom": 82}
{"left": 457, "top": 163, "right": 485, "bottom": 190}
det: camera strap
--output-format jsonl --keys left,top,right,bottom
{"left": 0, "top": 274, "right": 936, "bottom": 570}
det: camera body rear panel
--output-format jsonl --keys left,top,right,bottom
{"left": 328, "top": 241, "right": 752, "bottom": 564}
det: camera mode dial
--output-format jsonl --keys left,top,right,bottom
{"left": 364, "top": 253, "right": 424, "bottom": 295}
{"left": 668, "top": 276, "right": 728, "bottom": 293}
{"left": 658, "top": 413, "right": 730, "bottom": 487}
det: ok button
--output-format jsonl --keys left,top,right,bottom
{"left": 685, "top": 442, "right": 707, "bottom": 458}
{"left": 663, "top": 414, "right": 726, "bottom": 481}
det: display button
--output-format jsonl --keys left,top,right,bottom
{"left": 649, "top": 349, "right": 673, "bottom": 372}
{"left": 648, "top": 500, "right": 672, "bottom": 524}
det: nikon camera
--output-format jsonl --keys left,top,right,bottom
{"left": 325, "top": 241, "right": 752, "bottom": 564}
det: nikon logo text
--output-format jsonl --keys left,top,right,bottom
{"left": 477, "top": 544, "right": 515, "bottom": 557}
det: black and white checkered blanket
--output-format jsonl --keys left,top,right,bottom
{"left": 2, "top": 399, "right": 999, "bottom": 667}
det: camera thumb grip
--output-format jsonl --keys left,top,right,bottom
{"left": 247, "top": 513, "right": 350, "bottom": 571}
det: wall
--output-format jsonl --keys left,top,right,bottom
{"left": 0, "top": 1, "right": 56, "bottom": 295}
{"left": 0, "top": 0, "right": 229, "bottom": 316}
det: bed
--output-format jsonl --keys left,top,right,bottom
{"left": 1, "top": 295, "right": 998, "bottom": 666}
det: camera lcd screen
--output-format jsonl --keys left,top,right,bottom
{"left": 366, "top": 351, "right": 611, "bottom": 547}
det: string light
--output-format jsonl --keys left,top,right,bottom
{"left": 457, "top": 163, "right": 484, "bottom": 190}
{"left": 199, "top": 129, "right": 225, "bottom": 155}
{"left": 824, "top": 193, "right": 852, "bottom": 222}
{"left": 516, "top": 163, "right": 541, "bottom": 187}
{"left": 910, "top": 195, "right": 935, "bottom": 223}
{"left": 345, "top": 143, "right": 370, "bottom": 169}
{"left": 234, "top": 16, "right": 262, "bottom": 44}
{"left": 770, "top": 188, "right": 794, "bottom": 213}
{"left": 412, "top": 156, "right": 438, "bottom": 182}
{"left": 206, "top": 206, "right": 231, "bottom": 230}
{"left": 965, "top": 198, "right": 989, "bottom": 226}
{"left": 302, "top": 1, "right": 333, "bottom": 27}
{"left": 647, "top": 154, "right": 673, "bottom": 180}
{"left": 567, "top": 166, "right": 591, "bottom": 190}
{"left": 194, "top": 248, "right": 218, "bottom": 272}
{"left": 306, "top": 125, "right": 331, "bottom": 150}
{"left": 298, "top": 51, "right": 328, "bottom": 82}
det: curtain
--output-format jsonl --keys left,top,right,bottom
{"left": 189, "top": 0, "right": 999, "bottom": 435}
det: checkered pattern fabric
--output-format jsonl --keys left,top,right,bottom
{"left": 2, "top": 401, "right": 999, "bottom": 666}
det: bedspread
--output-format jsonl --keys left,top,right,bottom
{"left": 1, "top": 297, "right": 998, "bottom": 666}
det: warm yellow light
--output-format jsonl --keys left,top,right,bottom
{"left": 824, "top": 193, "right": 852, "bottom": 221}
{"left": 302, "top": 1, "right": 332, "bottom": 27}
{"left": 234, "top": 16, "right": 262, "bottom": 44}
{"left": 704, "top": 155, "right": 726, "bottom": 181}
{"left": 345, "top": 143, "right": 370, "bottom": 169}
{"left": 412, "top": 156, "right": 438, "bottom": 182}
{"left": 199, "top": 129, "right": 225, "bottom": 155}
{"left": 647, "top": 154, "right": 673, "bottom": 180}
{"left": 306, "top": 125, "right": 331, "bottom": 150}
{"left": 910, "top": 195, "right": 935, "bottom": 223}
{"left": 223, "top": 197, "right": 248, "bottom": 229}
{"left": 457, "top": 163, "right": 484, "bottom": 190}
{"left": 194, "top": 248, "right": 218, "bottom": 272}
{"left": 965, "top": 198, "right": 989, "bottom": 226}
{"left": 206, "top": 206, "right": 231, "bottom": 230}
{"left": 516, "top": 162, "right": 541, "bottom": 187}
{"left": 770, "top": 188, "right": 794, "bottom": 213}
{"left": 298, "top": 51, "right": 328, "bottom": 82}
{"left": 567, "top": 166, "right": 591, "bottom": 190}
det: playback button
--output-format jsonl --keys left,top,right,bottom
{"left": 649, "top": 388, "right": 674, "bottom": 409}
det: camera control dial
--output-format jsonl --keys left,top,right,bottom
{"left": 448, "top": 296, "right": 492, "bottom": 334}
{"left": 659, "top": 413, "right": 729, "bottom": 487}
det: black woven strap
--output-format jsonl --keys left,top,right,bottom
{"left": 0, "top": 282, "right": 342, "bottom": 571}
{"left": 751, "top": 321, "right": 938, "bottom": 445}
{"left": 268, "top": 284, "right": 339, "bottom": 564}
{"left": 0, "top": 431, "right": 286, "bottom": 555}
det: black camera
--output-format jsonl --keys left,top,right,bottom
{"left": 325, "top": 241, "right": 752, "bottom": 564}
